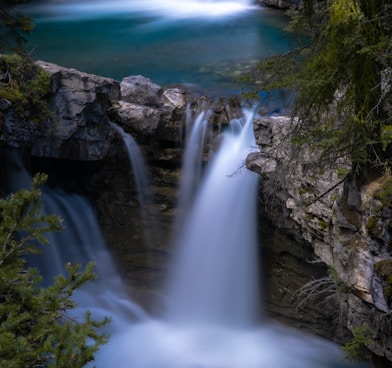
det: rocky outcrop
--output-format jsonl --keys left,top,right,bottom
{"left": 0, "top": 60, "right": 192, "bottom": 161}
{"left": 247, "top": 116, "right": 392, "bottom": 364}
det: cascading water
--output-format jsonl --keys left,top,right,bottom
{"left": 1, "top": 114, "right": 369, "bottom": 367}
{"left": 90, "top": 108, "right": 368, "bottom": 368}
{"left": 177, "top": 108, "right": 210, "bottom": 210}
{"left": 165, "top": 108, "right": 260, "bottom": 327}
{"left": 39, "top": 189, "right": 148, "bottom": 330}
{"left": 111, "top": 123, "right": 151, "bottom": 208}
{"left": 0, "top": 149, "right": 148, "bottom": 330}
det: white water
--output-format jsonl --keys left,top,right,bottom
{"left": 0, "top": 112, "right": 368, "bottom": 367}
{"left": 111, "top": 123, "right": 151, "bottom": 208}
{"left": 165, "top": 108, "right": 260, "bottom": 327}
{"left": 24, "top": 0, "right": 256, "bottom": 21}
{"left": 40, "top": 189, "right": 149, "bottom": 331}
{"left": 177, "top": 109, "right": 210, "bottom": 210}
{"left": 91, "top": 108, "right": 361, "bottom": 367}
{"left": 0, "top": 114, "right": 368, "bottom": 368}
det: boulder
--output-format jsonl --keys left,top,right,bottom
{"left": 110, "top": 101, "right": 161, "bottom": 136}
{"left": 120, "top": 75, "right": 163, "bottom": 107}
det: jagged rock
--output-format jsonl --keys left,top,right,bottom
{"left": 31, "top": 60, "right": 121, "bottom": 160}
{"left": 1, "top": 60, "right": 190, "bottom": 160}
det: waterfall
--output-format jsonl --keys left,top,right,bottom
{"left": 177, "top": 109, "right": 210, "bottom": 210}
{"left": 112, "top": 123, "right": 151, "bottom": 208}
{"left": 0, "top": 119, "right": 368, "bottom": 367}
{"left": 0, "top": 148, "right": 148, "bottom": 331}
{"left": 165, "top": 108, "right": 260, "bottom": 327}
{"left": 39, "top": 189, "right": 148, "bottom": 329}
{"left": 91, "top": 108, "right": 365, "bottom": 367}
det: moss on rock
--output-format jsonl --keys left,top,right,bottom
{"left": 374, "top": 260, "right": 392, "bottom": 304}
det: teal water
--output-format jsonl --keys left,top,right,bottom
{"left": 21, "top": 1, "right": 295, "bottom": 93}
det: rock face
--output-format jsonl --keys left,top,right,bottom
{"left": 33, "top": 61, "right": 121, "bottom": 160}
{"left": 246, "top": 116, "right": 392, "bottom": 364}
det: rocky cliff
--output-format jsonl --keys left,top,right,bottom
{"left": 247, "top": 116, "right": 392, "bottom": 366}
{"left": 1, "top": 60, "right": 391, "bottom": 365}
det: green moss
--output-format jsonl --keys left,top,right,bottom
{"left": 366, "top": 216, "right": 379, "bottom": 235}
{"left": 381, "top": 125, "right": 392, "bottom": 151}
{"left": 374, "top": 260, "right": 392, "bottom": 303}
{"left": 336, "top": 167, "right": 351, "bottom": 178}
{"left": 374, "top": 177, "right": 392, "bottom": 206}
{"left": 343, "top": 325, "right": 373, "bottom": 362}
{"left": 328, "top": 266, "right": 349, "bottom": 293}
{"left": 319, "top": 220, "right": 328, "bottom": 230}
{"left": 0, "top": 54, "right": 52, "bottom": 122}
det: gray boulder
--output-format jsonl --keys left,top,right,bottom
{"left": 121, "top": 75, "right": 163, "bottom": 107}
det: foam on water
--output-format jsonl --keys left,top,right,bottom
{"left": 92, "top": 319, "right": 353, "bottom": 368}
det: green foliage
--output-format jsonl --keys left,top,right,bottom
{"left": 343, "top": 325, "right": 373, "bottom": 362}
{"left": 0, "top": 0, "right": 34, "bottom": 55}
{"left": 374, "top": 176, "right": 392, "bottom": 206}
{"left": 0, "top": 54, "right": 52, "bottom": 121}
{"left": 246, "top": 0, "right": 392, "bottom": 172}
{"left": 318, "top": 219, "right": 328, "bottom": 230}
{"left": 336, "top": 167, "right": 351, "bottom": 179}
{"left": 0, "top": 173, "right": 109, "bottom": 367}
{"left": 328, "top": 266, "right": 349, "bottom": 293}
